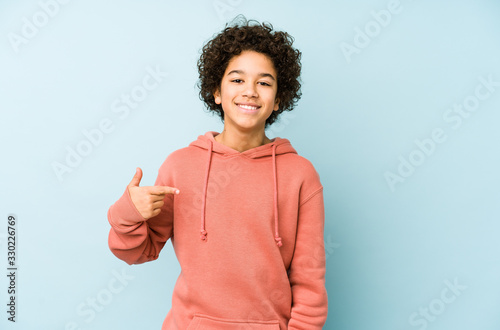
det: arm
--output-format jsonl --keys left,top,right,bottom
{"left": 287, "top": 186, "right": 328, "bottom": 329}
{"left": 107, "top": 168, "right": 174, "bottom": 265}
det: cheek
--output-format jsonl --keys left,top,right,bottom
{"left": 268, "top": 91, "right": 279, "bottom": 104}
{"left": 221, "top": 86, "right": 235, "bottom": 101}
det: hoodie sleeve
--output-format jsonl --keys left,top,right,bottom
{"left": 107, "top": 166, "right": 174, "bottom": 266}
{"left": 287, "top": 185, "right": 328, "bottom": 329}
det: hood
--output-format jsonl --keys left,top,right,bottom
{"left": 188, "top": 131, "right": 298, "bottom": 248}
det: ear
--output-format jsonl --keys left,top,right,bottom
{"left": 213, "top": 87, "right": 221, "bottom": 105}
{"left": 273, "top": 97, "right": 280, "bottom": 111}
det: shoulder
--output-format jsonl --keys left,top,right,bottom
{"left": 156, "top": 146, "right": 194, "bottom": 174}
{"left": 165, "top": 146, "right": 193, "bottom": 162}
{"left": 279, "top": 152, "right": 323, "bottom": 204}
{"left": 282, "top": 153, "right": 322, "bottom": 184}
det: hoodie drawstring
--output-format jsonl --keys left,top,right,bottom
{"left": 199, "top": 137, "right": 282, "bottom": 248}
{"left": 272, "top": 143, "right": 282, "bottom": 247}
{"left": 200, "top": 139, "right": 213, "bottom": 242}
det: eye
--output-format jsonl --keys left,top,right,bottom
{"left": 230, "top": 79, "right": 271, "bottom": 86}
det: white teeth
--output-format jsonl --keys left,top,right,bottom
{"left": 238, "top": 104, "right": 258, "bottom": 110}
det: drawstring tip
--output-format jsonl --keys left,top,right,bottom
{"left": 275, "top": 236, "right": 282, "bottom": 247}
{"left": 200, "top": 230, "right": 207, "bottom": 241}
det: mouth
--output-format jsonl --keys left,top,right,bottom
{"left": 236, "top": 103, "right": 261, "bottom": 113}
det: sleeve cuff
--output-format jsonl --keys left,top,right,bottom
{"left": 108, "top": 186, "right": 147, "bottom": 233}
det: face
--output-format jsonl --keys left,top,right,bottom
{"left": 213, "top": 50, "right": 280, "bottom": 133}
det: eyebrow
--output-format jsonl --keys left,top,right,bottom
{"left": 226, "top": 70, "right": 276, "bottom": 81}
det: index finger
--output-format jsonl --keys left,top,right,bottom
{"left": 149, "top": 186, "right": 180, "bottom": 195}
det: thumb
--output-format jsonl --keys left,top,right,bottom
{"left": 128, "top": 167, "right": 143, "bottom": 187}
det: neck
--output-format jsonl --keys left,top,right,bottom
{"left": 215, "top": 129, "right": 272, "bottom": 152}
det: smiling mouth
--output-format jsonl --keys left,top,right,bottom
{"left": 236, "top": 103, "right": 260, "bottom": 111}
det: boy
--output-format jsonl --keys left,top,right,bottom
{"left": 107, "top": 15, "right": 328, "bottom": 329}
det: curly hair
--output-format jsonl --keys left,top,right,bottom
{"left": 197, "top": 15, "right": 302, "bottom": 128}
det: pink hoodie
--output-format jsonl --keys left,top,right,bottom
{"left": 107, "top": 131, "right": 328, "bottom": 329}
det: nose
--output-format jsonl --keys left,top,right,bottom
{"left": 242, "top": 82, "right": 258, "bottom": 98}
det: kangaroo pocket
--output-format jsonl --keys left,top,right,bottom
{"left": 186, "top": 313, "right": 280, "bottom": 329}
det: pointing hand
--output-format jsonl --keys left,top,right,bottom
{"left": 127, "top": 167, "right": 179, "bottom": 221}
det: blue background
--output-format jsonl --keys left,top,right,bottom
{"left": 1, "top": 0, "right": 499, "bottom": 329}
